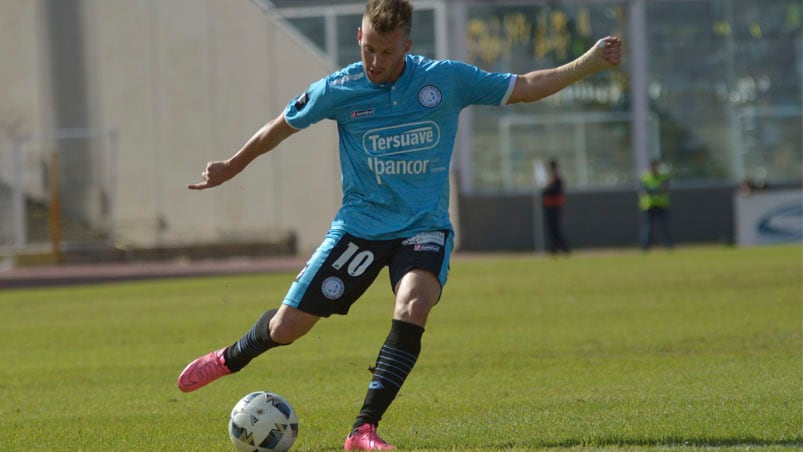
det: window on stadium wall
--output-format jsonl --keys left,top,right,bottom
{"left": 465, "top": 2, "right": 630, "bottom": 192}
{"left": 286, "top": 16, "right": 326, "bottom": 53}
{"left": 646, "top": 0, "right": 802, "bottom": 186}
{"left": 287, "top": 8, "right": 437, "bottom": 69}
{"left": 465, "top": 0, "right": 802, "bottom": 193}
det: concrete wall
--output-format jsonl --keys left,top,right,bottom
{"left": 0, "top": 0, "right": 48, "bottom": 176}
{"left": 457, "top": 185, "right": 745, "bottom": 251}
{"left": 5, "top": 1, "right": 786, "bottom": 257}
{"left": 0, "top": 0, "right": 341, "bottom": 254}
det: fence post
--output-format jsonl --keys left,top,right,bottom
{"left": 11, "top": 131, "right": 26, "bottom": 256}
{"left": 49, "top": 148, "right": 62, "bottom": 264}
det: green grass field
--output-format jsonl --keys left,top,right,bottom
{"left": 0, "top": 245, "right": 800, "bottom": 451}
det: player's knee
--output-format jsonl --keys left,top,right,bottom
{"left": 394, "top": 294, "right": 436, "bottom": 325}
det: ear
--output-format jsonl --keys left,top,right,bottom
{"left": 403, "top": 38, "right": 412, "bottom": 53}
{"left": 357, "top": 27, "right": 362, "bottom": 45}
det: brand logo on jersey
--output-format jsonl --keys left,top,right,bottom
{"left": 363, "top": 121, "right": 440, "bottom": 156}
{"left": 418, "top": 85, "right": 442, "bottom": 108}
{"left": 351, "top": 108, "right": 375, "bottom": 119}
{"left": 367, "top": 157, "right": 431, "bottom": 184}
{"left": 330, "top": 72, "right": 365, "bottom": 86}
{"left": 293, "top": 92, "right": 309, "bottom": 110}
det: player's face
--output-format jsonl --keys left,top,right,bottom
{"left": 358, "top": 20, "right": 411, "bottom": 84}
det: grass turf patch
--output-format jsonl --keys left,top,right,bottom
{"left": 0, "top": 245, "right": 800, "bottom": 451}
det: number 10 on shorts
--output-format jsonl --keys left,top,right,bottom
{"left": 331, "top": 242, "right": 375, "bottom": 277}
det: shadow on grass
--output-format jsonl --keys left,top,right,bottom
{"left": 536, "top": 436, "right": 803, "bottom": 449}
{"left": 402, "top": 437, "right": 803, "bottom": 451}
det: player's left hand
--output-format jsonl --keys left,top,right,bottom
{"left": 596, "top": 36, "right": 622, "bottom": 67}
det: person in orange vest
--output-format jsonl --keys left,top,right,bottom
{"left": 542, "top": 158, "right": 570, "bottom": 254}
{"left": 639, "top": 159, "right": 673, "bottom": 250}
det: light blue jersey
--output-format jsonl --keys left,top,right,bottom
{"left": 285, "top": 54, "right": 516, "bottom": 240}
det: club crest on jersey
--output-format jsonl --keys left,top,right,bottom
{"left": 418, "top": 85, "right": 442, "bottom": 108}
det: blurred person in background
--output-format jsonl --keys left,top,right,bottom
{"left": 639, "top": 159, "right": 673, "bottom": 250}
{"left": 178, "top": 0, "right": 621, "bottom": 449}
{"left": 541, "top": 158, "right": 570, "bottom": 254}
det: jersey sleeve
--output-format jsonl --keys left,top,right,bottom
{"left": 284, "top": 76, "right": 336, "bottom": 130}
{"left": 449, "top": 60, "right": 517, "bottom": 107}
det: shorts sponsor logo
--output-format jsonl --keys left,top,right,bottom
{"left": 418, "top": 85, "right": 442, "bottom": 108}
{"left": 403, "top": 231, "right": 446, "bottom": 246}
{"left": 321, "top": 276, "right": 345, "bottom": 300}
{"left": 363, "top": 121, "right": 440, "bottom": 156}
{"left": 414, "top": 244, "right": 441, "bottom": 252}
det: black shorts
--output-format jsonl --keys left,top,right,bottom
{"left": 282, "top": 229, "right": 453, "bottom": 317}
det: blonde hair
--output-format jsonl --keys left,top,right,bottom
{"left": 364, "top": 0, "right": 413, "bottom": 36}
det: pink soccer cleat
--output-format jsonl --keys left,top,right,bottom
{"left": 177, "top": 348, "right": 231, "bottom": 392}
{"left": 344, "top": 423, "right": 396, "bottom": 450}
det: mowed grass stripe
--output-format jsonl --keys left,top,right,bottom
{"left": 0, "top": 245, "right": 799, "bottom": 451}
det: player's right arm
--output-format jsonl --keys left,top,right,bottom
{"left": 188, "top": 112, "right": 298, "bottom": 190}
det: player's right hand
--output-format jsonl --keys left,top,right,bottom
{"left": 187, "top": 160, "right": 235, "bottom": 190}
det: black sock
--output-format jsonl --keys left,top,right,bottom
{"left": 353, "top": 319, "right": 424, "bottom": 430}
{"left": 223, "top": 309, "right": 286, "bottom": 372}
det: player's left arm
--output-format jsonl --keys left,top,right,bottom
{"left": 507, "top": 36, "right": 622, "bottom": 104}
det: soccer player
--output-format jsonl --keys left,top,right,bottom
{"left": 178, "top": 0, "right": 621, "bottom": 449}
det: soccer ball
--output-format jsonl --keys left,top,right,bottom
{"left": 229, "top": 391, "right": 298, "bottom": 452}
